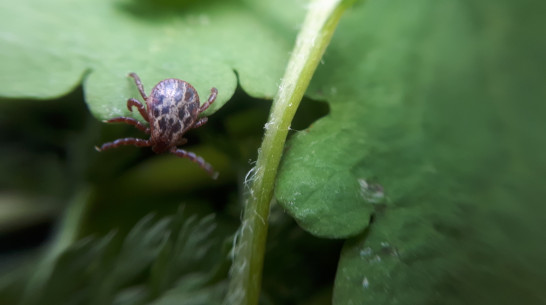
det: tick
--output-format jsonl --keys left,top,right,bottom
{"left": 96, "top": 73, "right": 219, "bottom": 179}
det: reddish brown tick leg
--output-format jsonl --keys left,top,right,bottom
{"left": 198, "top": 87, "right": 218, "bottom": 113}
{"left": 170, "top": 147, "right": 218, "bottom": 179}
{"left": 128, "top": 73, "right": 148, "bottom": 100}
{"left": 127, "top": 98, "right": 149, "bottom": 122}
{"left": 95, "top": 138, "right": 151, "bottom": 152}
{"left": 104, "top": 117, "right": 150, "bottom": 134}
{"left": 191, "top": 117, "right": 208, "bottom": 130}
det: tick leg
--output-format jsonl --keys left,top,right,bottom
{"left": 199, "top": 87, "right": 218, "bottom": 113}
{"left": 191, "top": 117, "right": 208, "bottom": 130}
{"left": 95, "top": 137, "right": 151, "bottom": 152}
{"left": 127, "top": 98, "right": 150, "bottom": 122}
{"left": 170, "top": 147, "right": 218, "bottom": 179}
{"left": 128, "top": 73, "right": 148, "bottom": 100}
{"left": 104, "top": 116, "right": 150, "bottom": 134}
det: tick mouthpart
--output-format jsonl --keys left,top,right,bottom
{"left": 94, "top": 146, "right": 102, "bottom": 152}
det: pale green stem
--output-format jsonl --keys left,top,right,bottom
{"left": 224, "top": 1, "right": 355, "bottom": 304}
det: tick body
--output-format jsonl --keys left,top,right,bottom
{"left": 96, "top": 73, "right": 218, "bottom": 179}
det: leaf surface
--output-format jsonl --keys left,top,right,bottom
{"left": 0, "top": 0, "right": 304, "bottom": 119}
{"left": 276, "top": 0, "right": 546, "bottom": 303}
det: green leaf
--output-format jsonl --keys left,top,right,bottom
{"left": 0, "top": 0, "right": 305, "bottom": 119}
{"left": 5, "top": 210, "right": 227, "bottom": 305}
{"left": 276, "top": 0, "right": 546, "bottom": 303}
{"left": 27, "top": 234, "right": 116, "bottom": 305}
{"left": 90, "top": 214, "right": 171, "bottom": 304}
{"left": 149, "top": 210, "right": 219, "bottom": 297}
{"left": 149, "top": 274, "right": 226, "bottom": 305}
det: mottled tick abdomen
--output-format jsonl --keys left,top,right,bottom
{"left": 148, "top": 79, "right": 200, "bottom": 153}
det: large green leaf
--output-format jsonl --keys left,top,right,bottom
{"left": 276, "top": 0, "right": 546, "bottom": 303}
{"left": 0, "top": 0, "right": 304, "bottom": 119}
{"left": 276, "top": 0, "right": 436, "bottom": 238}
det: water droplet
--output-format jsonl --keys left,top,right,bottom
{"left": 358, "top": 179, "right": 385, "bottom": 203}
{"left": 362, "top": 277, "right": 369, "bottom": 289}
{"left": 360, "top": 247, "right": 373, "bottom": 257}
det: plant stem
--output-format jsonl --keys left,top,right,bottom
{"left": 224, "top": 1, "right": 356, "bottom": 304}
